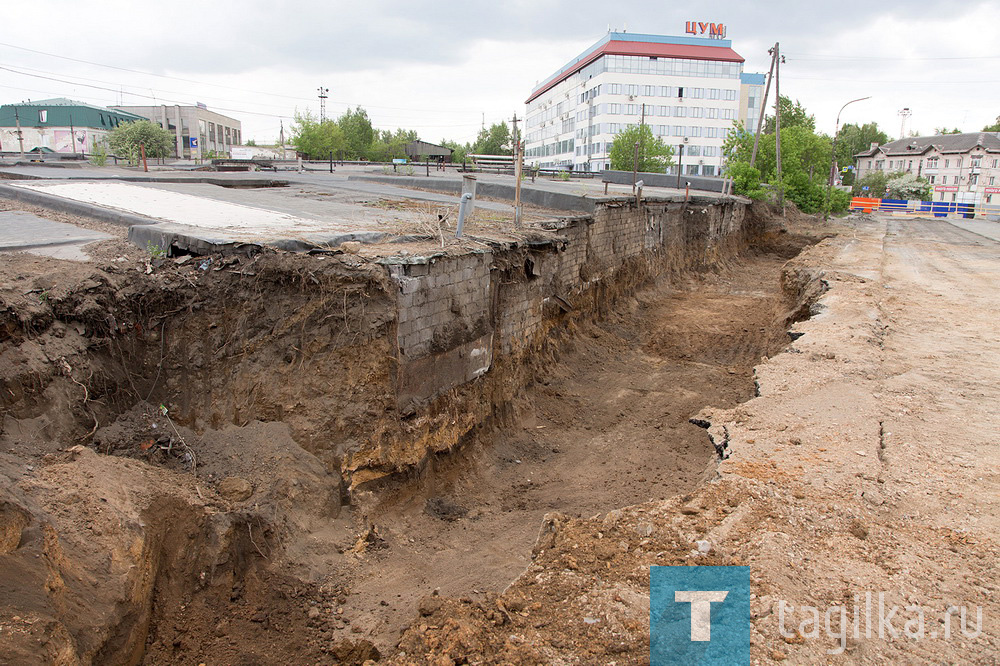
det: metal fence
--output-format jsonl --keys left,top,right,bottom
{"left": 850, "top": 197, "right": 1000, "bottom": 219}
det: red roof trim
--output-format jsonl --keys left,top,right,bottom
{"left": 526, "top": 41, "right": 745, "bottom": 104}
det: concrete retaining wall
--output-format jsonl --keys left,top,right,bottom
{"left": 600, "top": 169, "right": 726, "bottom": 193}
{"left": 384, "top": 197, "right": 757, "bottom": 414}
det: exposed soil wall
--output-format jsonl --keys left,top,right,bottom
{"left": 0, "top": 197, "right": 796, "bottom": 663}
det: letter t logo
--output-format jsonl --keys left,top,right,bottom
{"left": 674, "top": 591, "right": 729, "bottom": 641}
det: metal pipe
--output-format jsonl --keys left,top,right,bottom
{"left": 456, "top": 193, "right": 473, "bottom": 238}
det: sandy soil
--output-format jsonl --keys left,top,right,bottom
{"left": 393, "top": 215, "right": 1000, "bottom": 664}
{"left": 4, "top": 207, "right": 997, "bottom": 664}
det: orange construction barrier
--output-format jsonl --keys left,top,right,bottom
{"left": 850, "top": 197, "right": 881, "bottom": 213}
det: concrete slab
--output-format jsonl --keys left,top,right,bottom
{"left": 7, "top": 181, "right": 389, "bottom": 252}
{"left": 0, "top": 210, "right": 112, "bottom": 252}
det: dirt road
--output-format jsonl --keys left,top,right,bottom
{"left": 396, "top": 215, "right": 1000, "bottom": 663}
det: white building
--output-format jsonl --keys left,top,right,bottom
{"left": 524, "top": 31, "right": 758, "bottom": 176}
{"left": 854, "top": 132, "right": 1000, "bottom": 206}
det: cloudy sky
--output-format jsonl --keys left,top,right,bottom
{"left": 1, "top": 1, "right": 998, "bottom": 145}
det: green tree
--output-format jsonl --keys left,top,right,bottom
{"left": 441, "top": 139, "right": 469, "bottom": 165}
{"left": 723, "top": 113, "right": 851, "bottom": 214}
{"left": 854, "top": 170, "right": 891, "bottom": 197}
{"left": 934, "top": 127, "right": 963, "bottom": 135}
{"left": 107, "top": 119, "right": 174, "bottom": 165}
{"left": 834, "top": 122, "right": 889, "bottom": 182}
{"left": 369, "top": 128, "right": 419, "bottom": 162}
{"left": 763, "top": 96, "right": 816, "bottom": 134}
{"left": 608, "top": 124, "right": 675, "bottom": 173}
{"left": 983, "top": 117, "right": 1000, "bottom": 132}
{"left": 290, "top": 110, "right": 347, "bottom": 159}
{"left": 472, "top": 122, "right": 512, "bottom": 155}
{"left": 336, "top": 107, "right": 376, "bottom": 159}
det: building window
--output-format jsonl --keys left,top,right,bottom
{"left": 988, "top": 195, "right": 993, "bottom": 203}
{"left": 970, "top": 174, "right": 978, "bottom": 185}
{"left": 677, "top": 87, "right": 684, "bottom": 98}
{"left": 944, "top": 159, "right": 949, "bottom": 168}
{"left": 930, "top": 175, "right": 936, "bottom": 184}
{"left": 707, "top": 108, "right": 718, "bottom": 119}
{"left": 689, "top": 107, "right": 704, "bottom": 118}
{"left": 954, "top": 175, "right": 960, "bottom": 184}
{"left": 867, "top": 160, "right": 872, "bottom": 169}
{"left": 626, "top": 84, "right": 638, "bottom": 97}
{"left": 952, "top": 193, "right": 957, "bottom": 202}
{"left": 991, "top": 176, "right": 996, "bottom": 186}
{"left": 972, "top": 156, "right": 981, "bottom": 167}
{"left": 927, "top": 157, "right": 938, "bottom": 168}
{"left": 38, "top": 110, "right": 47, "bottom": 123}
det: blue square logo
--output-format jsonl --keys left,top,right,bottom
{"left": 650, "top": 566, "right": 751, "bottom": 665}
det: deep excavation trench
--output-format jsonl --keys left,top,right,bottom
{"left": 0, "top": 203, "right": 821, "bottom": 664}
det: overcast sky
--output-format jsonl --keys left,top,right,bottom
{"left": 2, "top": 0, "right": 998, "bottom": 145}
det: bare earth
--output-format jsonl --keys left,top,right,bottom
{"left": 393, "top": 215, "right": 1000, "bottom": 663}
{"left": 2, "top": 211, "right": 999, "bottom": 664}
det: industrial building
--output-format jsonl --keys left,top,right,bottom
{"left": 111, "top": 104, "right": 242, "bottom": 160}
{"left": 523, "top": 30, "right": 762, "bottom": 175}
{"left": 0, "top": 98, "right": 146, "bottom": 155}
{"left": 854, "top": 132, "right": 1000, "bottom": 205}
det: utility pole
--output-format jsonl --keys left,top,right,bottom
{"left": 318, "top": 86, "right": 329, "bottom": 122}
{"left": 774, "top": 43, "right": 784, "bottom": 210}
{"left": 632, "top": 141, "right": 640, "bottom": 192}
{"left": 14, "top": 108, "right": 25, "bottom": 159}
{"left": 279, "top": 119, "right": 285, "bottom": 148}
{"left": 69, "top": 113, "right": 77, "bottom": 157}
{"left": 638, "top": 103, "right": 646, "bottom": 176}
{"left": 513, "top": 113, "right": 523, "bottom": 227}
{"left": 676, "top": 143, "right": 684, "bottom": 189}
{"left": 751, "top": 44, "right": 778, "bottom": 169}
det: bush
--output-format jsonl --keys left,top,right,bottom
{"left": 108, "top": 120, "right": 174, "bottom": 166}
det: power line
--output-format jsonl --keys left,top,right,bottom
{"left": 0, "top": 67, "right": 491, "bottom": 131}
{"left": 0, "top": 40, "right": 485, "bottom": 114}
{"left": 785, "top": 53, "right": 1000, "bottom": 62}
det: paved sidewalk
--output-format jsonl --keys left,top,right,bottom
{"left": 0, "top": 210, "right": 112, "bottom": 260}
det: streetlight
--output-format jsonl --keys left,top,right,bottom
{"left": 824, "top": 96, "right": 872, "bottom": 220}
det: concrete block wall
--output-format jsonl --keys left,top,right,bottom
{"left": 387, "top": 197, "right": 753, "bottom": 412}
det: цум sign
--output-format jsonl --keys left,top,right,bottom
{"left": 685, "top": 22, "right": 727, "bottom": 39}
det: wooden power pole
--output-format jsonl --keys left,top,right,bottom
{"left": 774, "top": 42, "right": 784, "bottom": 211}
{"left": 750, "top": 44, "right": 778, "bottom": 169}
{"left": 14, "top": 108, "right": 25, "bottom": 159}
{"left": 513, "top": 113, "right": 523, "bottom": 227}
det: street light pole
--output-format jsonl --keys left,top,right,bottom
{"left": 824, "top": 96, "right": 871, "bottom": 220}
